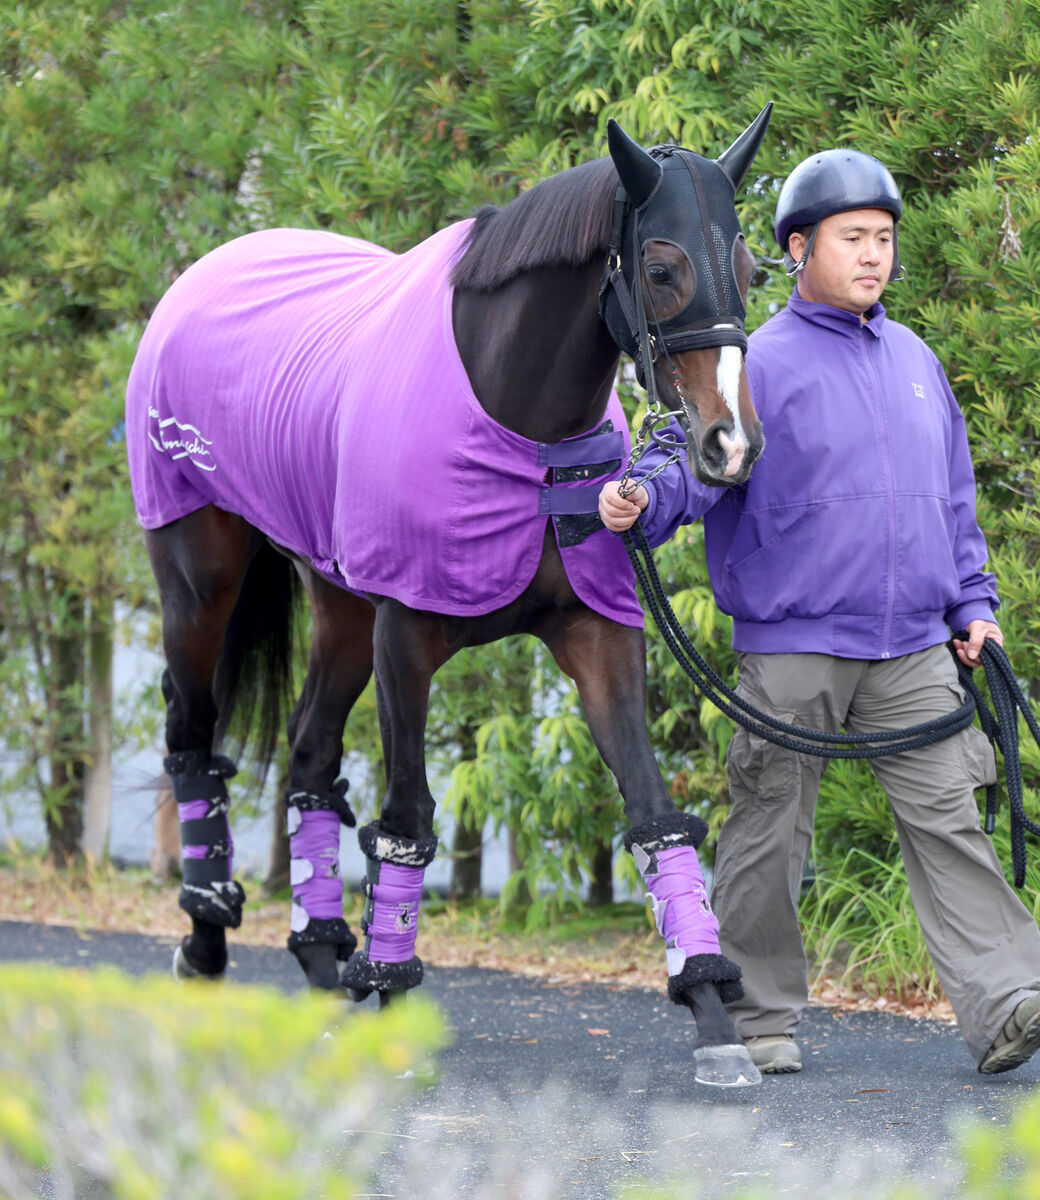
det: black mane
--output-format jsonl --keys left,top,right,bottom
{"left": 450, "top": 157, "right": 619, "bottom": 292}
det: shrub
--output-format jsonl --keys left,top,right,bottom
{"left": 0, "top": 964, "right": 445, "bottom": 1199}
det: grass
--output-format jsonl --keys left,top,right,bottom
{"left": 801, "top": 847, "right": 954, "bottom": 1021}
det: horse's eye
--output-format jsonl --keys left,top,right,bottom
{"left": 646, "top": 264, "right": 671, "bottom": 285}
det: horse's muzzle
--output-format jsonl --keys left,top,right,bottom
{"left": 683, "top": 416, "right": 763, "bottom": 488}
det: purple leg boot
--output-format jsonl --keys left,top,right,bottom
{"left": 340, "top": 822, "right": 438, "bottom": 1000}
{"left": 626, "top": 813, "right": 758, "bottom": 1088}
{"left": 286, "top": 781, "right": 358, "bottom": 980}
{"left": 625, "top": 813, "right": 743, "bottom": 1004}
{"left": 166, "top": 751, "right": 246, "bottom": 930}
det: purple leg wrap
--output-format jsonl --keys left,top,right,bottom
{"left": 290, "top": 808, "right": 343, "bottom": 926}
{"left": 627, "top": 812, "right": 743, "bottom": 1005}
{"left": 285, "top": 782, "right": 357, "bottom": 960}
{"left": 635, "top": 845, "right": 721, "bottom": 963}
{"left": 179, "top": 798, "right": 233, "bottom": 878}
{"left": 364, "top": 862, "right": 424, "bottom": 963}
{"left": 165, "top": 752, "right": 245, "bottom": 929}
{"left": 340, "top": 821, "right": 437, "bottom": 995}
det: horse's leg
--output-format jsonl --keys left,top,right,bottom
{"left": 283, "top": 571, "right": 375, "bottom": 990}
{"left": 146, "top": 507, "right": 259, "bottom": 979}
{"left": 541, "top": 607, "right": 759, "bottom": 1087}
{"left": 340, "top": 599, "right": 447, "bottom": 1003}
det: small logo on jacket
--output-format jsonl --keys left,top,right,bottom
{"left": 911, "top": 382, "right": 925, "bottom": 399}
{"left": 148, "top": 406, "right": 216, "bottom": 472}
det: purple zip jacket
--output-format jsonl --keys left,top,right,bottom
{"left": 636, "top": 289, "right": 999, "bottom": 660}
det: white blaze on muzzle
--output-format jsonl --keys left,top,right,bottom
{"left": 716, "top": 344, "right": 748, "bottom": 475}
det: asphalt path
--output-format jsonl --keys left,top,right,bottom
{"left": 2, "top": 920, "right": 1037, "bottom": 1199}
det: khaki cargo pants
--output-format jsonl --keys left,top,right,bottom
{"left": 711, "top": 644, "right": 1040, "bottom": 1064}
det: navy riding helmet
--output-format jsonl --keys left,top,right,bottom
{"left": 774, "top": 149, "right": 904, "bottom": 280}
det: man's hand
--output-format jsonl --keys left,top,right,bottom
{"left": 952, "top": 619, "right": 1003, "bottom": 670}
{"left": 598, "top": 481, "right": 649, "bottom": 533}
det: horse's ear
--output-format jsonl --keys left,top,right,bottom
{"left": 716, "top": 102, "right": 773, "bottom": 191}
{"left": 607, "top": 119, "right": 663, "bottom": 209}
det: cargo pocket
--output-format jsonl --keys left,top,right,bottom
{"left": 726, "top": 720, "right": 800, "bottom": 810}
{"left": 944, "top": 677, "right": 998, "bottom": 789}
{"left": 959, "top": 724, "right": 998, "bottom": 790}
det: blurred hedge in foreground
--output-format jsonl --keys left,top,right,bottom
{"left": 0, "top": 965, "right": 445, "bottom": 1199}
{"left": 621, "top": 1085, "right": 1040, "bottom": 1199}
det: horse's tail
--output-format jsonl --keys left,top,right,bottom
{"left": 213, "top": 540, "right": 301, "bottom": 777}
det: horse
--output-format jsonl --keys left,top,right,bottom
{"left": 126, "top": 107, "right": 770, "bottom": 1088}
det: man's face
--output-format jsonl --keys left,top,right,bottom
{"left": 788, "top": 207, "right": 895, "bottom": 315}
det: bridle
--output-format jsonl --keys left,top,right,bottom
{"left": 597, "top": 147, "right": 752, "bottom": 495}
{"left": 597, "top": 146, "right": 751, "bottom": 375}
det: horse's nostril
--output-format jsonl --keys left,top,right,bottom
{"left": 702, "top": 427, "right": 747, "bottom": 476}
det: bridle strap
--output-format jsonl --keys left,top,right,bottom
{"left": 598, "top": 186, "right": 640, "bottom": 344}
{"left": 657, "top": 326, "right": 748, "bottom": 353}
{"left": 598, "top": 177, "right": 750, "bottom": 371}
{"left": 629, "top": 208, "right": 666, "bottom": 415}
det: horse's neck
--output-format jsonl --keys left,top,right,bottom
{"left": 452, "top": 261, "right": 621, "bottom": 443}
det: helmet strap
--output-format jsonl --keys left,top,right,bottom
{"left": 784, "top": 222, "right": 819, "bottom": 277}
{"left": 888, "top": 229, "right": 905, "bottom": 282}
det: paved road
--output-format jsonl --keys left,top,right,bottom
{"left": 2, "top": 920, "right": 1036, "bottom": 1198}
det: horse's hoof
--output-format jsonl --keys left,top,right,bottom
{"left": 172, "top": 941, "right": 226, "bottom": 983}
{"left": 693, "top": 1043, "right": 762, "bottom": 1088}
{"left": 343, "top": 986, "right": 399, "bottom": 1008}
{"left": 292, "top": 942, "right": 342, "bottom": 991}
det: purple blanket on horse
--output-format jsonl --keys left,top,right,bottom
{"left": 126, "top": 221, "right": 642, "bottom": 627}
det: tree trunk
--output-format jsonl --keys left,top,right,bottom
{"left": 450, "top": 807, "right": 484, "bottom": 899}
{"left": 152, "top": 774, "right": 180, "bottom": 883}
{"left": 46, "top": 596, "right": 86, "bottom": 867}
{"left": 82, "top": 603, "right": 114, "bottom": 861}
{"left": 503, "top": 825, "right": 533, "bottom": 914}
{"left": 262, "top": 782, "right": 291, "bottom": 897}
{"left": 449, "top": 716, "right": 483, "bottom": 899}
{"left": 587, "top": 840, "right": 614, "bottom": 907}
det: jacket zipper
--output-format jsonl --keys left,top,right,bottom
{"left": 861, "top": 328, "right": 897, "bottom": 658}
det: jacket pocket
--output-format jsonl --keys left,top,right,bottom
{"left": 719, "top": 499, "right": 885, "bottom": 622}
{"left": 893, "top": 494, "right": 961, "bottom": 617}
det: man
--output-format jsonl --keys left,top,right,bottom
{"left": 599, "top": 148, "right": 1040, "bottom": 1075}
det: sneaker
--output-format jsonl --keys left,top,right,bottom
{"left": 978, "top": 994, "right": 1040, "bottom": 1075}
{"left": 745, "top": 1034, "right": 802, "bottom": 1073}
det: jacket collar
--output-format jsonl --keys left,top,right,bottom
{"left": 789, "top": 287, "right": 886, "bottom": 339}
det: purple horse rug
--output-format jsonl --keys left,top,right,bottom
{"left": 126, "top": 221, "right": 642, "bottom": 627}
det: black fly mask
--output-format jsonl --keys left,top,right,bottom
{"left": 599, "top": 108, "right": 771, "bottom": 385}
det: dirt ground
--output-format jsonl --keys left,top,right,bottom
{"left": 0, "top": 857, "right": 955, "bottom": 1023}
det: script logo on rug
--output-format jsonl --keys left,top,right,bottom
{"left": 148, "top": 407, "right": 216, "bottom": 472}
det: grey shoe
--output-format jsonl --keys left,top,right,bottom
{"left": 745, "top": 1034, "right": 802, "bottom": 1073}
{"left": 978, "top": 993, "right": 1040, "bottom": 1075}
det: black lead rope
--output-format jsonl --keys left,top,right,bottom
{"left": 960, "top": 642, "right": 1040, "bottom": 886}
{"left": 622, "top": 520, "right": 1040, "bottom": 886}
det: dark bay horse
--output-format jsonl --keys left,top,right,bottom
{"left": 126, "top": 109, "right": 770, "bottom": 1087}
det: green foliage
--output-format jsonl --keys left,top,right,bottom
{"left": 439, "top": 639, "right": 626, "bottom": 924}
{"left": 0, "top": 0, "right": 295, "bottom": 854}
{"left": 0, "top": 963, "right": 445, "bottom": 1199}
{"left": 955, "top": 1084, "right": 1040, "bottom": 1200}
{"left": 800, "top": 847, "right": 945, "bottom": 1000}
